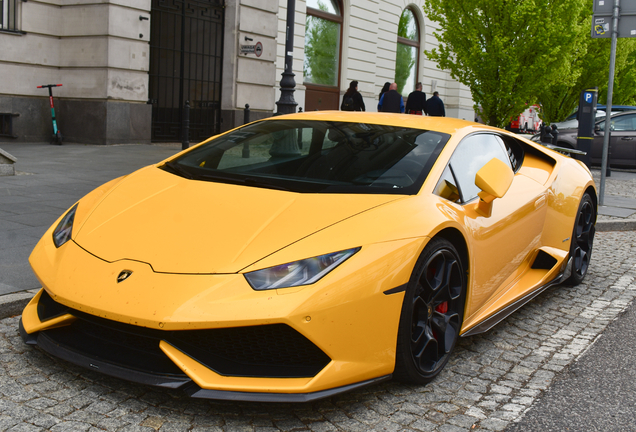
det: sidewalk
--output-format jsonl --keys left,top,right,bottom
{"left": 0, "top": 142, "right": 182, "bottom": 300}
{"left": 1, "top": 142, "right": 636, "bottom": 316}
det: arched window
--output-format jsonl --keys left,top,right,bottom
{"left": 304, "top": 0, "right": 342, "bottom": 111}
{"left": 396, "top": 8, "right": 420, "bottom": 96}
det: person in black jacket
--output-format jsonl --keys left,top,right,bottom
{"left": 378, "top": 83, "right": 404, "bottom": 113}
{"left": 377, "top": 82, "right": 390, "bottom": 110}
{"left": 341, "top": 80, "right": 365, "bottom": 111}
{"left": 425, "top": 91, "right": 446, "bottom": 117}
{"left": 405, "top": 82, "right": 427, "bottom": 115}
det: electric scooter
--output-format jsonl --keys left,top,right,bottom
{"left": 37, "top": 84, "right": 63, "bottom": 145}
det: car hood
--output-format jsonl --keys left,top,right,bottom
{"left": 74, "top": 166, "right": 402, "bottom": 274}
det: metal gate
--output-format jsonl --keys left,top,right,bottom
{"left": 149, "top": 0, "right": 224, "bottom": 142}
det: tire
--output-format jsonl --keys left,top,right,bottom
{"left": 564, "top": 193, "right": 596, "bottom": 285}
{"left": 394, "top": 238, "right": 466, "bottom": 384}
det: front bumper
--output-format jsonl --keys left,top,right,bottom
{"left": 19, "top": 298, "right": 389, "bottom": 402}
{"left": 22, "top": 238, "right": 421, "bottom": 401}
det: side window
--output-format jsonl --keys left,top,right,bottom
{"left": 612, "top": 114, "right": 636, "bottom": 131}
{"left": 448, "top": 134, "right": 512, "bottom": 202}
{"left": 434, "top": 165, "right": 460, "bottom": 203}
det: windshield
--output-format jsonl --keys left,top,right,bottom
{"left": 163, "top": 120, "right": 450, "bottom": 194}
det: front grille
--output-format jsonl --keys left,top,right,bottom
{"left": 44, "top": 317, "right": 185, "bottom": 376}
{"left": 169, "top": 324, "right": 332, "bottom": 378}
{"left": 36, "top": 292, "right": 331, "bottom": 378}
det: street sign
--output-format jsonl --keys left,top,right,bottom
{"left": 593, "top": 0, "right": 636, "bottom": 15}
{"left": 240, "top": 41, "right": 263, "bottom": 57}
{"left": 592, "top": 14, "right": 636, "bottom": 38}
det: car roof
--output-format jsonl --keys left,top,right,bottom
{"left": 595, "top": 110, "right": 636, "bottom": 122}
{"left": 266, "top": 111, "right": 493, "bottom": 135}
{"left": 565, "top": 105, "right": 636, "bottom": 120}
{"left": 598, "top": 105, "right": 636, "bottom": 110}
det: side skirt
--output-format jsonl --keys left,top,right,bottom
{"left": 460, "top": 257, "right": 572, "bottom": 337}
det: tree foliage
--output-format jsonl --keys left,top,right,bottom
{"left": 613, "top": 44, "right": 636, "bottom": 105}
{"left": 424, "top": 0, "right": 588, "bottom": 127}
{"left": 537, "top": 9, "right": 636, "bottom": 123}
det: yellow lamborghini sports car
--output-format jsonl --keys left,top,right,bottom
{"left": 20, "top": 112, "right": 596, "bottom": 402}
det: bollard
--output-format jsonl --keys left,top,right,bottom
{"left": 551, "top": 124, "right": 559, "bottom": 146}
{"left": 540, "top": 124, "right": 553, "bottom": 145}
{"left": 182, "top": 100, "right": 190, "bottom": 150}
{"left": 242, "top": 104, "right": 250, "bottom": 158}
{"left": 244, "top": 103, "right": 250, "bottom": 124}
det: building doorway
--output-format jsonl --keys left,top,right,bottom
{"left": 149, "top": 0, "right": 224, "bottom": 142}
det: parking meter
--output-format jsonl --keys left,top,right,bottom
{"left": 576, "top": 88, "right": 598, "bottom": 168}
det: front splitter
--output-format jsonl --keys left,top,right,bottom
{"left": 19, "top": 317, "right": 391, "bottom": 403}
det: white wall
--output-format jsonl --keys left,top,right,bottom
{"left": 0, "top": 0, "right": 151, "bottom": 102}
{"left": 273, "top": 0, "right": 474, "bottom": 119}
{"left": 222, "top": 0, "right": 279, "bottom": 113}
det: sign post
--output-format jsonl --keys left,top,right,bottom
{"left": 591, "top": 0, "right": 636, "bottom": 206}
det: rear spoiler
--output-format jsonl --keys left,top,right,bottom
{"left": 543, "top": 143, "right": 587, "bottom": 156}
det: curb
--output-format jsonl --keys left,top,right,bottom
{"left": 0, "top": 291, "right": 35, "bottom": 320}
{"left": 596, "top": 220, "right": 636, "bottom": 232}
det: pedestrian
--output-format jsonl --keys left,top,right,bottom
{"left": 425, "top": 91, "right": 446, "bottom": 117}
{"left": 405, "top": 82, "right": 426, "bottom": 115}
{"left": 340, "top": 80, "right": 366, "bottom": 111}
{"left": 377, "top": 82, "right": 390, "bottom": 110}
{"left": 378, "top": 83, "right": 404, "bottom": 113}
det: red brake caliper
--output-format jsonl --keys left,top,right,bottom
{"left": 432, "top": 302, "right": 448, "bottom": 343}
{"left": 435, "top": 302, "right": 448, "bottom": 314}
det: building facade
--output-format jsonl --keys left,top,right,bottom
{"left": 0, "top": 0, "right": 474, "bottom": 145}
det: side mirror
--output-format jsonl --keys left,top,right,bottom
{"left": 474, "top": 158, "right": 514, "bottom": 217}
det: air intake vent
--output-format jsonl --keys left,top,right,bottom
{"left": 531, "top": 250, "right": 558, "bottom": 270}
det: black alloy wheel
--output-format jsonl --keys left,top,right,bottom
{"left": 565, "top": 192, "right": 596, "bottom": 286}
{"left": 394, "top": 238, "right": 466, "bottom": 384}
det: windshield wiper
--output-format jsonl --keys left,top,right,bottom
{"left": 192, "top": 172, "right": 293, "bottom": 191}
{"left": 242, "top": 177, "right": 292, "bottom": 191}
{"left": 162, "top": 161, "right": 195, "bottom": 179}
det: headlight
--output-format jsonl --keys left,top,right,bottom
{"left": 52, "top": 204, "right": 78, "bottom": 248}
{"left": 244, "top": 247, "right": 360, "bottom": 290}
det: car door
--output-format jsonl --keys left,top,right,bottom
{"left": 434, "top": 133, "right": 549, "bottom": 319}
{"left": 591, "top": 113, "right": 636, "bottom": 167}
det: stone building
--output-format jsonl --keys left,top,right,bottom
{"left": 0, "top": 0, "right": 474, "bottom": 145}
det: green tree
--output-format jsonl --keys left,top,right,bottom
{"left": 424, "top": 0, "right": 587, "bottom": 127}
{"left": 613, "top": 43, "right": 636, "bottom": 105}
{"left": 538, "top": 28, "right": 636, "bottom": 123}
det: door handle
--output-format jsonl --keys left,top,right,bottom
{"left": 621, "top": 137, "right": 634, "bottom": 141}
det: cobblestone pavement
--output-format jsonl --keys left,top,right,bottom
{"left": 2, "top": 230, "right": 636, "bottom": 432}
{"left": 593, "top": 169, "right": 636, "bottom": 222}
